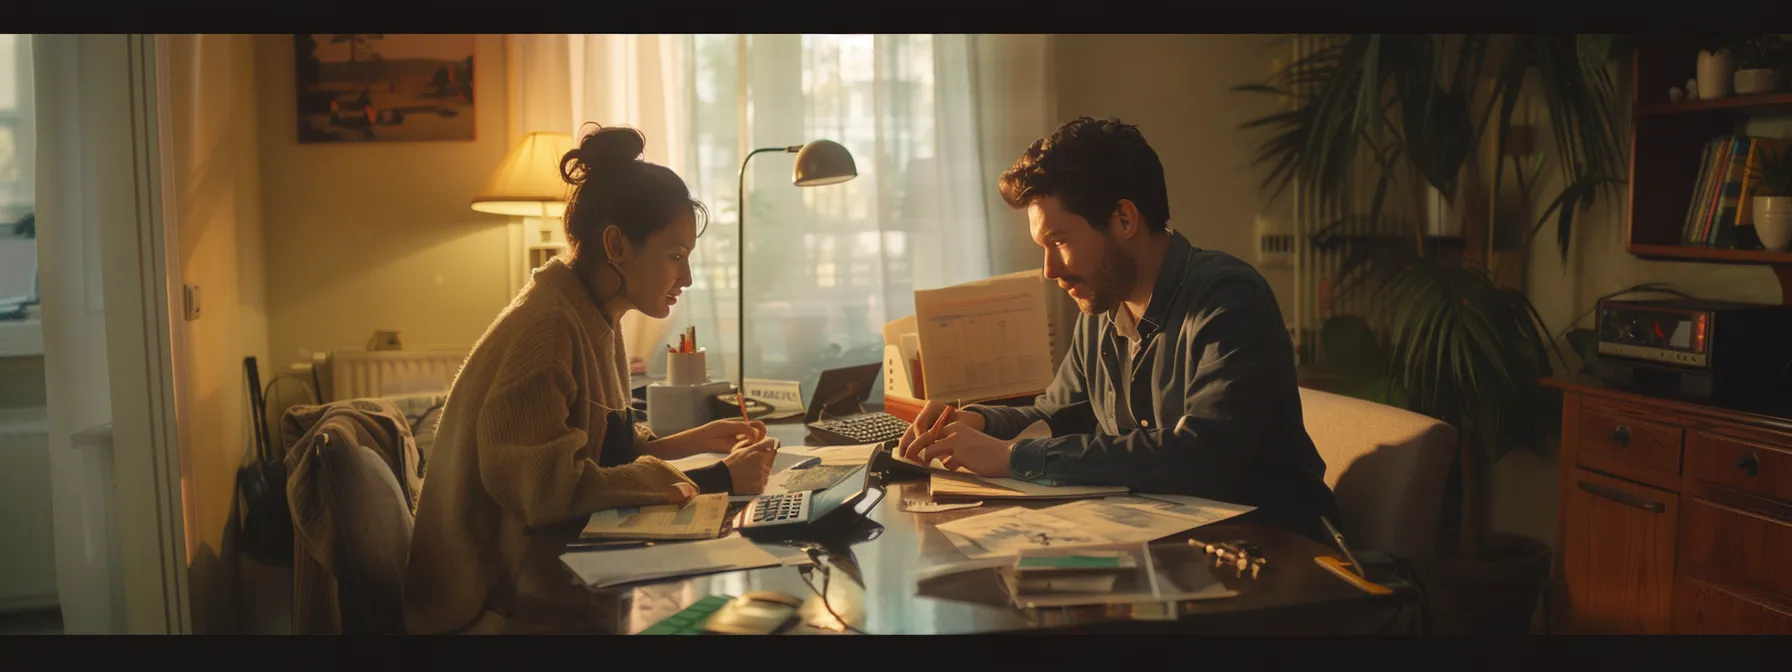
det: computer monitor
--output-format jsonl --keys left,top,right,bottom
{"left": 803, "top": 362, "right": 883, "bottom": 423}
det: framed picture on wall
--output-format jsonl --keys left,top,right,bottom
{"left": 293, "top": 34, "right": 476, "bottom": 143}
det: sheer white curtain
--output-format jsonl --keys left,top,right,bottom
{"left": 508, "top": 34, "right": 1054, "bottom": 398}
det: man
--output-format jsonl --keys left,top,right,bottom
{"left": 898, "top": 116, "right": 1341, "bottom": 543}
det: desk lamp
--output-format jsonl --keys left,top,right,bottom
{"left": 735, "top": 140, "right": 857, "bottom": 410}
{"left": 471, "top": 131, "right": 577, "bottom": 217}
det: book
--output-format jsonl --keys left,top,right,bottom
{"left": 1711, "top": 137, "right": 1755, "bottom": 248}
{"left": 580, "top": 493, "right": 730, "bottom": 541}
{"left": 1682, "top": 140, "right": 1718, "bottom": 244}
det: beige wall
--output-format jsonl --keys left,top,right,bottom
{"left": 1051, "top": 35, "right": 1296, "bottom": 324}
{"left": 253, "top": 34, "right": 512, "bottom": 372}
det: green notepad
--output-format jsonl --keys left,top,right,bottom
{"left": 637, "top": 594, "right": 735, "bottom": 635}
{"left": 1015, "top": 553, "right": 1131, "bottom": 570}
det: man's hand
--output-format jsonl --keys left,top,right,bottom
{"left": 917, "top": 422, "right": 1013, "bottom": 478}
{"left": 721, "top": 436, "right": 779, "bottom": 495}
{"left": 650, "top": 418, "right": 768, "bottom": 459}
{"left": 898, "top": 399, "right": 985, "bottom": 462}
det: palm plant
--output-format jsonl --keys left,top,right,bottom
{"left": 1235, "top": 35, "right": 1631, "bottom": 561}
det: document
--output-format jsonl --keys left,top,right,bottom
{"left": 780, "top": 443, "right": 879, "bottom": 466}
{"left": 914, "top": 269, "right": 1057, "bottom": 404}
{"left": 560, "top": 536, "right": 786, "bottom": 590}
{"left": 932, "top": 494, "right": 1253, "bottom": 560}
{"left": 666, "top": 449, "right": 825, "bottom": 503}
{"left": 580, "top": 493, "right": 730, "bottom": 540}
{"left": 929, "top": 471, "right": 1128, "bottom": 501}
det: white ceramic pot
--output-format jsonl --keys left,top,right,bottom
{"left": 1735, "top": 68, "right": 1782, "bottom": 95}
{"left": 1698, "top": 50, "right": 1734, "bottom": 99}
{"left": 1755, "top": 195, "right": 1792, "bottom": 251}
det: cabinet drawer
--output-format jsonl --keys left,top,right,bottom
{"left": 1576, "top": 405, "right": 1683, "bottom": 486}
{"left": 1672, "top": 575, "right": 1792, "bottom": 634}
{"left": 1679, "top": 498, "right": 1792, "bottom": 605}
{"left": 1556, "top": 468, "right": 1677, "bottom": 634}
{"left": 1688, "top": 431, "right": 1792, "bottom": 506}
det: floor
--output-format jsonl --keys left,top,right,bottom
{"left": 0, "top": 609, "right": 62, "bottom": 634}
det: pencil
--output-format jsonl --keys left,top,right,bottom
{"left": 926, "top": 402, "right": 956, "bottom": 440}
{"left": 737, "top": 388, "right": 751, "bottom": 422}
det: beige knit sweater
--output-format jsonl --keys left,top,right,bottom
{"left": 403, "top": 258, "right": 694, "bottom": 634}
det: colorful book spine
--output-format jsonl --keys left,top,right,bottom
{"left": 1711, "top": 137, "right": 1754, "bottom": 248}
{"left": 1682, "top": 139, "right": 1718, "bottom": 245}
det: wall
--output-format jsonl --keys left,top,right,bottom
{"left": 254, "top": 34, "right": 512, "bottom": 372}
{"left": 1048, "top": 34, "right": 1296, "bottom": 324}
{"left": 164, "top": 34, "right": 272, "bottom": 634}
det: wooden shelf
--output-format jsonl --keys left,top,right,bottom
{"left": 1637, "top": 92, "right": 1792, "bottom": 116}
{"left": 1627, "top": 244, "right": 1792, "bottom": 265}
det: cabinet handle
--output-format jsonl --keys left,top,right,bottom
{"left": 1578, "top": 481, "right": 1665, "bottom": 513}
{"left": 1610, "top": 424, "right": 1631, "bottom": 447}
{"left": 1737, "top": 452, "right": 1760, "bottom": 478}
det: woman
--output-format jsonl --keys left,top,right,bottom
{"left": 404, "top": 125, "right": 778, "bottom": 634}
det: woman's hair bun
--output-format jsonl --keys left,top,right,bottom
{"left": 561, "top": 124, "right": 646, "bottom": 185}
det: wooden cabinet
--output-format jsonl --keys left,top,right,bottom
{"left": 1547, "top": 377, "right": 1792, "bottom": 634}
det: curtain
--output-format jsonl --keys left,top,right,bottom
{"left": 509, "top": 34, "right": 1054, "bottom": 399}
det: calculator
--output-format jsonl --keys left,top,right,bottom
{"left": 743, "top": 490, "right": 813, "bottom": 529}
{"left": 806, "top": 411, "right": 910, "bottom": 446}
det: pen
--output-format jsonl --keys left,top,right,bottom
{"left": 791, "top": 456, "right": 821, "bottom": 470}
{"left": 1320, "top": 516, "right": 1364, "bottom": 578}
{"left": 926, "top": 399, "right": 959, "bottom": 440}
{"left": 566, "top": 539, "right": 657, "bottom": 552}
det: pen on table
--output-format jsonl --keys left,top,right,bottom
{"left": 1320, "top": 516, "right": 1364, "bottom": 577}
{"left": 791, "top": 456, "right": 821, "bottom": 470}
{"left": 566, "top": 539, "right": 656, "bottom": 552}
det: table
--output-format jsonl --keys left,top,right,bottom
{"left": 510, "top": 425, "right": 1417, "bottom": 634}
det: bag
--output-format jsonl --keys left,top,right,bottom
{"left": 235, "top": 356, "right": 294, "bottom": 567}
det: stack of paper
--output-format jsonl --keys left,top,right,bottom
{"left": 560, "top": 536, "right": 789, "bottom": 590}
{"left": 581, "top": 493, "right": 729, "bottom": 541}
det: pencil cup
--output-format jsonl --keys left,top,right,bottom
{"left": 666, "top": 348, "right": 708, "bottom": 386}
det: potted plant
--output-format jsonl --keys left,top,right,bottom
{"left": 1236, "top": 34, "right": 1629, "bottom": 634}
{"left": 1730, "top": 35, "right": 1789, "bottom": 95}
{"left": 1754, "top": 145, "right": 1792, "bottom": 251}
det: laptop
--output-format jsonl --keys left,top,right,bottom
{"left": 734, "top": 463, "right": 884, "bottom": 542}
{"left": 803, "top": 362, "right": 910, "bottom": 446}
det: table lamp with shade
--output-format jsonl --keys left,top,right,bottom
{"left": 733, "top": 140, "right": 857, "bottom": 416}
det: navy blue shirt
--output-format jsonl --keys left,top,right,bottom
{"left": 971, "top": 232, "right": 1340, "bottom": 541}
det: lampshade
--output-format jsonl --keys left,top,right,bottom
{"left": 792, "top": 140, "right": 857, "bottom": 187}
{"left": 471, "top": 131, "right": 576, "bottom": 217}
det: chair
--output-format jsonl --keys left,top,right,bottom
{"left": 284, "top": 399, "right": 421, "bottom": 634}
{"left": 1298, "top": 387, "right": 1456, "bottom": 560}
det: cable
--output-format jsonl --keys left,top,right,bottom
{"left": 796, "top": 550, "right": 868, "bottom": 635}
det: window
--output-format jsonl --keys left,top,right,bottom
{"left": 671, "top": 35, "right": 991, "bottom": 397}
{"left": 0, "top": 34, "right": 37, "bottom": 322}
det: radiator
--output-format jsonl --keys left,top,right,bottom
{"left": 322, "top": 349, "right": 468, "bottom": 402}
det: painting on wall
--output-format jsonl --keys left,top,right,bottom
{"left": 293, "top": 34, "right": 476, "bottom": 143}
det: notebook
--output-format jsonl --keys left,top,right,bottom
{"left": 580, "top": 493, "right": 730, "bottom": 540}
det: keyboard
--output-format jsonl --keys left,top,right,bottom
{"left": 806, "top": 411, "right": 909, "bottom": 445}
{"left": 741, "top": 490, "right": 813, "bottom": 529}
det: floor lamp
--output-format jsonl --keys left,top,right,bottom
{"left": 736, "top": 140, "right": 857, "bottom": 413}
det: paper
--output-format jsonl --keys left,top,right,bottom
{"left": 581, "top": 493, "right": 729, "bottom": 540}
{"left": 936, "top": 507, "right": 1117, "bottom": 559}
{"left": 914, "top": 269, "right": 1056, "bottom": 404}
{"left": 933, "top": 494, "right": 1252, "bottom": 560}
{"left": 901, "top": 499, "right": 983, "bottom": 513}
{"left": 929, "top": 471, "right": 1128, "bottom": 501}
{"left": 778, "top": 464, "right": 861, "bottom": 492}
{"left": 561, "top": 536, "right": 785, "bottom": 590}
{"left": 781, "top": 443, "right": 878, "bottom": 466}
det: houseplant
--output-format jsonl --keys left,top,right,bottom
{"left": 1753, "top": 144, "right": 1792, "bottom": 251}
{"left": 1728, "top": 34, "right": 1789, "bottom": 95}
{"left": 1235, "top": 34, "right": 1629, "bottom": 633}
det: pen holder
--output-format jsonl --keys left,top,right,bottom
{"left": 666, "top": 348, "right": 709, "bottom": 386}
{"left": 648, "top": 349, "right": 731, "bottom": 435}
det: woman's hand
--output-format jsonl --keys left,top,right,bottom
{"left": 722, "top": 437, "right": 779, "bottom": 495}
{"left": 666, "top": 481, "right": 699, "bottom": 506}
{"left": 647, "top": 418, "right": 768, "bottom": 460}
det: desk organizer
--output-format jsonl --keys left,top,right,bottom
{"left": 647, "top": 348, "right": 732, "bottom": 436}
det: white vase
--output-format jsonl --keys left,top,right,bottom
{"left": 1755, "top": 195, "right": 1792, "bottom": 251}
{"left": 1698, "top": 50, "right": 1734, "bottom": 100}
{"left": 1735, "top": 68, "right": 1782, "bottom": 95}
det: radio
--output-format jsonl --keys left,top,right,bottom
{"left": 1591, "top": 298, "right": 1792, "bottom": 400}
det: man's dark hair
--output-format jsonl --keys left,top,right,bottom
{"left": 998, "top": 117, "right": 1169, "bottom": 233}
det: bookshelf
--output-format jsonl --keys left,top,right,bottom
{"left": 1626, "top": 38, "right": 1792, "bottom": 303}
